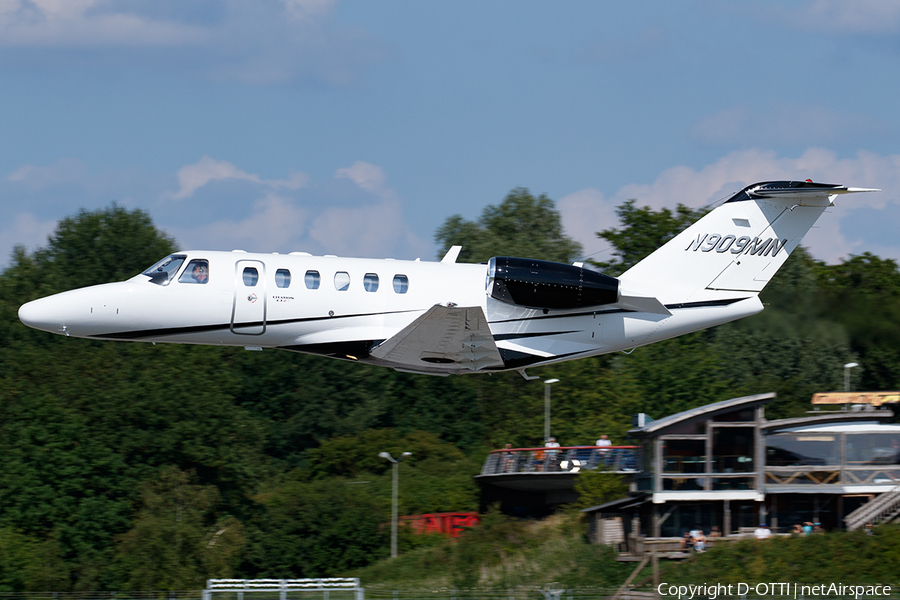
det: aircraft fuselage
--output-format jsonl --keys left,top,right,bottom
{"left": 19, "top": 181, "right": 875, "bottom": 376}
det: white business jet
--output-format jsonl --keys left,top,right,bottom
{"left": 19, "top": 180, "right": 875, "bottom": 377}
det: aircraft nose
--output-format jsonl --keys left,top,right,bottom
{"left": 18, "top": 296, "right": 69, "bottom": 335}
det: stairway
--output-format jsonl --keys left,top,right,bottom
{"left": 844, "top": 485, "right": 900, "bottom": 531}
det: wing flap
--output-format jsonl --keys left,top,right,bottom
{"left": 369, "top": 304, "right": 504, "bottom": 372}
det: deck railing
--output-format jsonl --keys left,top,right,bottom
{"left": 481, "top": 445, "right": 641, "bottom": 475}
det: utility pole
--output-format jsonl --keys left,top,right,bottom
{"left": 378, "top": 451, "right": 412, "bottom": 558}
{"left": 544, "top": 378, "right": 559, "bottom": 441}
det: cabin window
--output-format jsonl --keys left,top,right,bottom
{"left": 305, "top": 270, "right": 320, "bottom": 290}
{"left": 275, "top": 269, "right": 291, "bottom": 288}
{"left": 393, "top": 274, "right": 409, "bottom": 294}
{"left": 179, "top": 259, "right": 210, "bottom": 284}
{"left": 142, "top": 254, "right": 186, "bottom": 286}
{"left": 243, "top": 267, "right": 259, "bottom": 287}
{"left": 364, "top": 273, "right": 379, "bottom": 292}
{"left": 334, "top": 271, "right": 350, "bottom": 291}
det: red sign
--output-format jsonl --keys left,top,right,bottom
{"left": 399, "top": 512, "right": 480, "bottom": 538}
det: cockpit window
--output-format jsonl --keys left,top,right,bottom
{"left": 142, "top": 254, "right": 186, "bottom": 286}
{"left": 178, "top": 259, "right": 210, "bottom": 284}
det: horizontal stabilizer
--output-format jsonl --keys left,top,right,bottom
{"left": 726, "top": 181, "right": 879, "bottom": 204}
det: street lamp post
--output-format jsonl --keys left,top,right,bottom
{"left": 378, "top": 451, "right": 412, "bottom": 558}
{"left": 844, "top": 362, "right": 859, "bottom": 392}
{"left": 543, "top": 378, "right": 559, "bottom": 442}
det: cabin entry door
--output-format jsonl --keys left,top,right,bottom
{"left": 232, "top": 260, "right": 266, "bottom": 335}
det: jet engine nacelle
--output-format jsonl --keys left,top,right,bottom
{"left": 486, "top": 256, "right": 619, "bottom": 310}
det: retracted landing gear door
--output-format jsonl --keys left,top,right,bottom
{"left": 232, "top": 260, "right": 266, "bottom": 335}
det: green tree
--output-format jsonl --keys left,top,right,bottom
{"left": 814, "top": 253, "right": 900, "bottom": 390}
{"left": 244, "top": 477, "right": 388, "bottom": 578}
{"left": 0, "top": 528, "right": 68, "bottom": 592}
{"left": 112, "top": 468, "right": 245, "bottom": 590}
{"left": 435, "top": 188, "right": 582, "bottom": 263}
{"left": 14, "top": 204, "right": 176, "bottom": 296}
{"left": 304, "top": 429, "right": 480, "bottom": 514}
{"left": 0, "top": 207, "right": 265, "bottom": 589}
{"left": 592, "top": 199, "right": 706, "bottom": 276}
{"left": 574, "top": 471, "right": 629, "bottom": 509}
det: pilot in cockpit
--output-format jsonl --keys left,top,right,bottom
{"left": 189, "top": 261, "right": 209, "bottom": 284}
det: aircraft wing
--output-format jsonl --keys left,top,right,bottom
{"left": 370, "top": 304, "right": 504, "bottom": 373}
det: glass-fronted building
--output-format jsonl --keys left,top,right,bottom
{"left": 585, "top": 392, "right": 899, "bottom": 541}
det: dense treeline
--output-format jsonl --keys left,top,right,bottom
{"left": 0, "top": 192, "right": 898, "bottom": 591}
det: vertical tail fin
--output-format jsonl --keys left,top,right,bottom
{"left": 618, "top": 181, "right": 877, "bottom": 301}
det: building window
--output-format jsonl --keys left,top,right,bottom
{"left": 275, "top": 269, "right": 291, "bottom": 288}
{"left": 713, "top": 427, "right": 754, "bottom": 473}
{"left": 364, "top": 273, "right": 379, "bottom": 292}
{"left": 305, "top": 270, "right": 320, "bottom": 290}
{"left": 711, "top": 477, "right": 754, "bottom": 490}
{"left": 334, "top": 271, "right": 350, "bottom": 291}
{"left": 662, "top": 477, "right": 705, "bottom": 491}
{"left": 766, "top": 433, "right": 838, "bottom": 467}
{"left": 713, "top": 408, "right": 755, "bottom": 422}
{"left": 393, "top": 274, "right": 409, "bottom": 294}
{"left": 845, "top": 433, "right": 900, "bottom": 465}
{"left": 662, "top": 440, "right": 706, "bottom": 473}
{"left": 243, "top": 267, "right": 259, "bottom": 286}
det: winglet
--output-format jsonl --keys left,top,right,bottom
{"left": 441, "top": 246, "right": 462, "bottom": 264}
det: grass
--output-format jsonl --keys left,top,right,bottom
{"left": 353, "top": 516, "right": 900, "bottom": 592}
{"left": 352, "top": 510, "right": 631, "bottom": 591}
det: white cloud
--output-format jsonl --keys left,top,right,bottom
{"left": 0, "top": 212, "right": 57, "bottom": 262}
{"left": 170, "top": 156, "right": 309, "bottom": 200}
{"left": 0, "top": 156, "right": 432, "bottom": 269}
{"left": 0, "top": 0, "right": 207, "bottom": 46}
{"left": 557, "top": 187, "right": 620, "bottom": 263}
{"left": 335, "top": 161, "right": 387, "bottom": 193}
{"left": 581, "top": 26, "right": 668, "bottom": 64}
{"left": 766, "top": 0, "right": 900, "bottom": 35}
{"left": 282, "top": 0, "right": 336, "bottom": 21}
{"left": 169, "top": 193, "right": 311, "bottom": 253}
{"left": 558, "top": 148, "right": 900, "bottom": 264}
{"left": 308, "top": 196, "right": 425, "bottom": 258}
{"left": 0, "top": 1, "right": 388, "bottom": 85}
{"left": 163, "top": 157, "right": 430, "bottom": 259}
{"left": 692, "top": 104, "right": 892, "bottom": 148}
{"left": 6, "top": 158, "right": 91, "bottom": 189}
{"left": 319, "top": 160, "right": 429, "bottom": 257}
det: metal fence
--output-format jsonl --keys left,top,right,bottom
{"left": 480, "top": 446, "right": 641, "bottom": 475}
{"left": 203, "top": 580, "right": 363, "bottom": 600}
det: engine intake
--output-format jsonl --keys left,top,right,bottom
{"left": 486, "top": 257, "right": 619, "bottom": 310}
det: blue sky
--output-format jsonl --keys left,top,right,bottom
{"left": 2, "top": 0, "right": 900, "bottom": 269}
